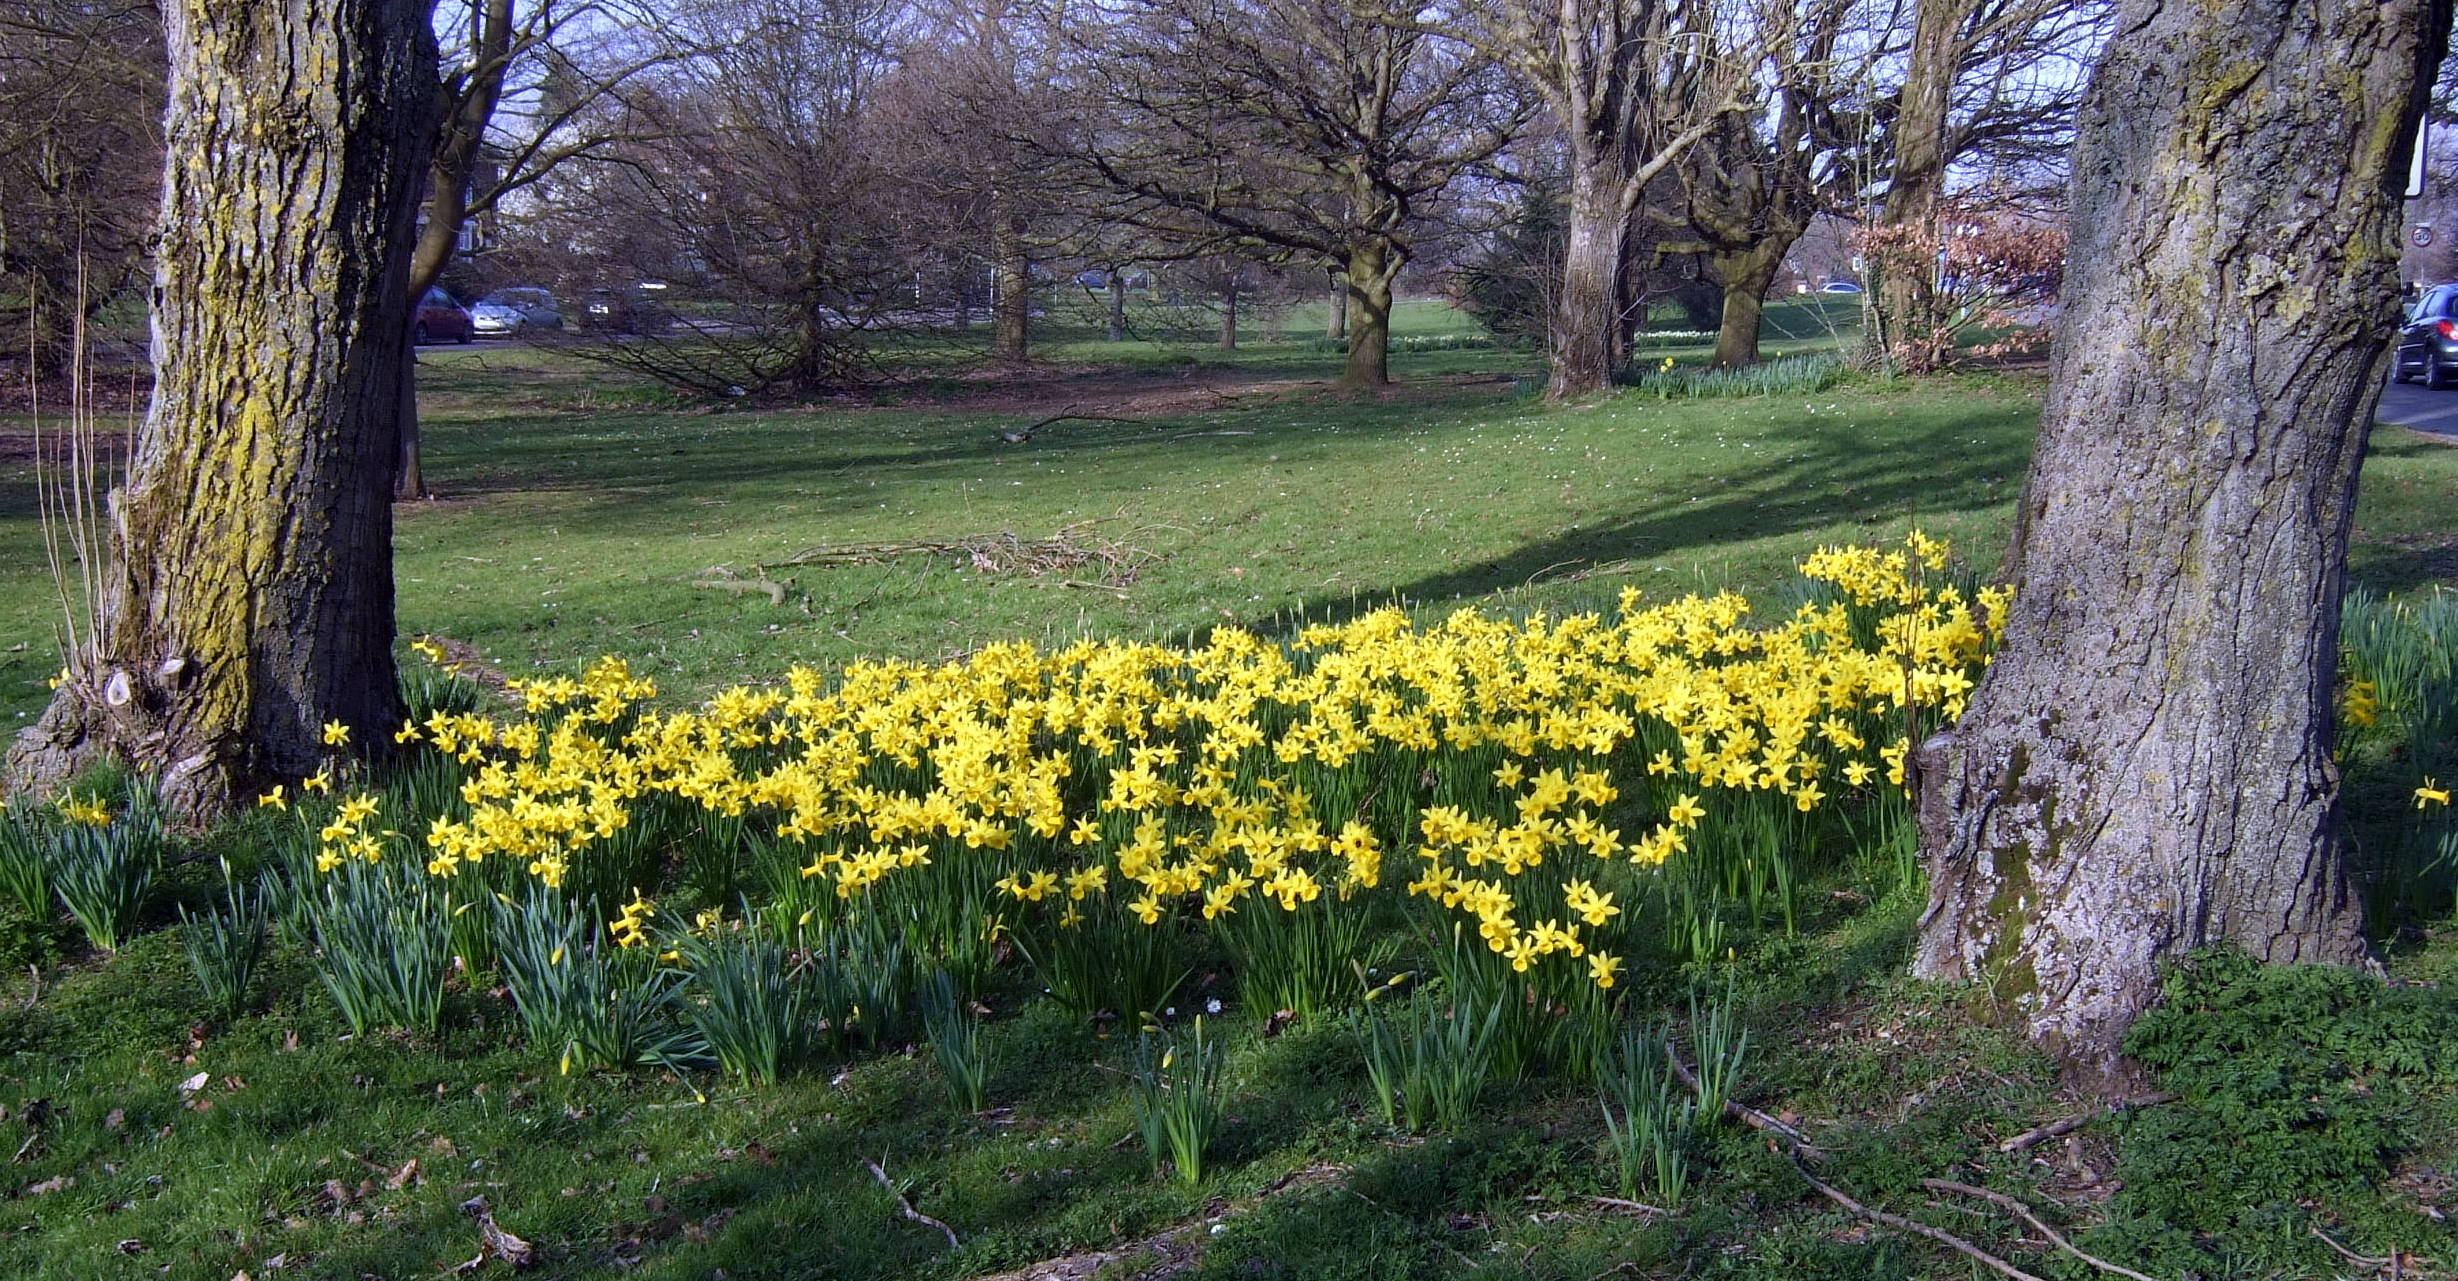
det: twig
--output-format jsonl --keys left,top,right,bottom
{"left": 1790, "top": 1158, "right": 2048, "bottom": 1281}
{"left": 1589, "top": 1196, "right": 1670, "bottom": 1215}
{"left": 1997, "top": 1093, "right": 2177, "bottom": 1153}
{"left": 1922, "top": 1179, "right": 2162, "bottom": 1281}
{"left": 864, "top": 1156, "right": 959, "bottom": 1250}
{"left": 1665, "top": 1048, "right": 1825, "bottom": 1158}
{"left": 1166, "top": 429, "right": 1256, "bottom": 439}
{"left": 2311, "top": 1225, "right": 2454, "bottom": 1278}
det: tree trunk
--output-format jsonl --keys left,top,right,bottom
{"left": 1709, "top": 243, "right": 1784, "bottom": 368}
{"left": 1325, "top": 275, "right": 1347, "bottom": 341}
{"left": 992, "top": 207, "right": 1029, "bottom": 363}
{"left": 1106, "top": 273, "right": 1127, "bottom": 342}
{"left": 396, "top": 0, "right": 512, "bottom": 501}
{"left": 7, "top": 0, "right": 435, "bottom": 820}
{"left": 1548, "top": 164, "right": 1628, "bottom": 398}
{"left": 1338, "top": 242, "right": 1396, "bottom": 388}
{"left": 1218, "top": 279, "right": 1239, "bottom": 350}
{"left": 1911, "top": 0, "right": 2448, "bottom": 1084}
{"left": 1868, "top": 0, "right": 1956, "bottom": 373}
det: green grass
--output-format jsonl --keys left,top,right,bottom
{"left": 0, "top": 303, "right": 2454, "bottom": 1279}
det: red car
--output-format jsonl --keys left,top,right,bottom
{"left": 413, "top": 287, "right": 474, "bottom": 345}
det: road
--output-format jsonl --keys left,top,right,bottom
{"left": 2377, "top": 372, "right": 2458, "bottom": 440}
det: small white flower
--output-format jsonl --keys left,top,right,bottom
{"left": 1205, "top": 998, "right": 1223, "bottom": 1015}
{"left": 1164, "top": 1007, "right": 1176, "bottom": 1017}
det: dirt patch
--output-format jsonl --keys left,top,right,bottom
{"left": 860, "top": 365, "right": 1519, "bottom": 419}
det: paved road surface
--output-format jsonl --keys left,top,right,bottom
{"left": 2377, "top": 373, "right": 2458, "bottom": 440}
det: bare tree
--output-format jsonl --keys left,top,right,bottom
{"left": 1660, "top": 0, "right": 1890, "bottom": 367}
{"left": 1912, "top": 0, "right": 2448, "bottom": 1081}
{"left": 9, "top": 0, "right": 437, "bottom": 818}
{"left": 1864, "top": 0, "right": 2105, "bottom": 371}
{"left": 397, "top": 0, "right": 682, "bottom": 496}
{"left": 533, "top": 0, "right": 919, "bottom": 397}
{"left": 1429, "top": 0, "right": 1754, "bottom": 398}
{"left": 1046, "top": 0, "right": 1522, "bottom": 388}
{"left": 0, "top": 1, "right": 163, "bottom": 376}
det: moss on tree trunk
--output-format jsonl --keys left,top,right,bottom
{"left": 1911, "top": 0, "right": 2449, "bottom": 1084}
{"left": 6, "top": 0, "right": 435, "bottom": 820}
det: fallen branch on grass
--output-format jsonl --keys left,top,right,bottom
{"left": 1922, "top": 1179, "right": 2162, "bottom": 1281}
{"left": 994, "top": 405, "right": 1144, "bottom": 444}
{"left": 864, "top": 1156, "right": 960, "bottom": 1250}
{"left": 1791, "top": 1158, "right": 2047, "bottom": 1281}
{"left": 690, "top": 566, "right": 791, "bottom": 606}
{"left": 1997, "top": 1093, "right": 2177, "bottom": 1153}
{"left": 2311, "top": 1224, "right": 2456, "bottom": 1278}
{"left": 1665, "top": 1046, "right": 1825, "bottom": 1158}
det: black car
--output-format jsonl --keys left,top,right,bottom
{"left": 577, "top": 286, "right": 670, "bottom": 336}
{"left": 2394, "top": 283, "right": 2458, "bottom": 387}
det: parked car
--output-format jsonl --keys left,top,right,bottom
{"left": 2394, "top": 282, "right": 2458, "bottom": 388}
{"left": 412, "top": 287, "right": 474, "bottom": 345}
{"left": 577, "top": 286, "right": 670, "bottom": 336}
{"left": 470, "top": 287, "right": 562, "bottom": 337}
{"left": 1818, "top": 280, "right": 1863, "bottom": 294}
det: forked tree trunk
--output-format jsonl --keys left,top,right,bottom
{"left": 1911, "top": 0, "right": 2448, "bottom": 1083}
{"left": 6, "top": 0, "right": 434, "bottom": 819}
{"left": 1338, "top": 241, "right": 1397, "bottom": 389}
{"left": 1709, "top": 242, "right": 1784, "bottom": 368}
{"left": 1549, "top": 165, "right": 1628, "bottom": 398}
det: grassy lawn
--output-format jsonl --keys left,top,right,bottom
{"left": 0, "top": 303, "right": 2453, "bottom": 1281}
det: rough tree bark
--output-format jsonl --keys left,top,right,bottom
{"left": 1324, "top": 274, "right": 1347, "bottom": 341}
{"left": 1911, "top": 0, "right": 2450, "bottom": 1082}
{"left": 1217, "top": 277, "right": 1239, "bottom": 350}
{"left": 1709, "top": 242, "right": 1783, "bottom": 369}
{"left": 6, "top": 0, "right": 436, "bottom": 820}
{"left": 1106, "top": 273, "right": 1128, "bottom": 342}
{"left": 1549, "top": 166, "right": 1631, "bottom": 398}
{"left": 1339, "top": 239, "right": 1399, "bottom": 389}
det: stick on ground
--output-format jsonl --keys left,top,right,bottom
{"left": 864, "top": 1156, "right": 960, "bottom": 1250}
{"left": 1923, "top": 1179, "right": 2162, "bottom": 1281}
{"left": 1998, "top": 1093, "right": 2176, "bottom": 1153}
{"left": 1791, "top": 1160, "right": 2047, "bottom": 1281}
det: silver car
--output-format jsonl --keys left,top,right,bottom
{"left": 470, "top": 287, "right": 562, "bottom": 337}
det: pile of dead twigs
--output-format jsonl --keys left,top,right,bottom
{"left": 770, "top": 521, "right": 1160, "bottom": 587}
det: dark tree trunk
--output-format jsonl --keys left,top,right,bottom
{"left": 1911, "top": 0, "right": 2449, "bottom": 1083}
{"left": 8, "top": 0, "right": 435, "bottom": 820}
{"left": 1106, "top": 274, "right": 1127, "bottom": 342}
{"left": 1338, "top": 241, "right": 1396, "bottom": 388}
{"left": 992, "top": 207, "right": 1029, "bottom": 363}
{"left": 1548, "top": 165, "right": 1628, "bottom": 398}
{"left": 1218, "top": 279, "right": 1239, "bottom": 350}
{"left": 1325, "top": 275, "right": 1347, "bottom": 340}
{"left": 396, "top": 0, "right": 512, "bottom": 501}
{"left": 1709, "top": 242, "right": 1783, "bottom": 368}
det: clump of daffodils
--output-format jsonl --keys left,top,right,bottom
{"left": 310, "top": 533, "right": 2001, "bottom": 990}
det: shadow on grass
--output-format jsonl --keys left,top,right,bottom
{"left": 1238, "top": 400, "right": 2034, "bottom": 639}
